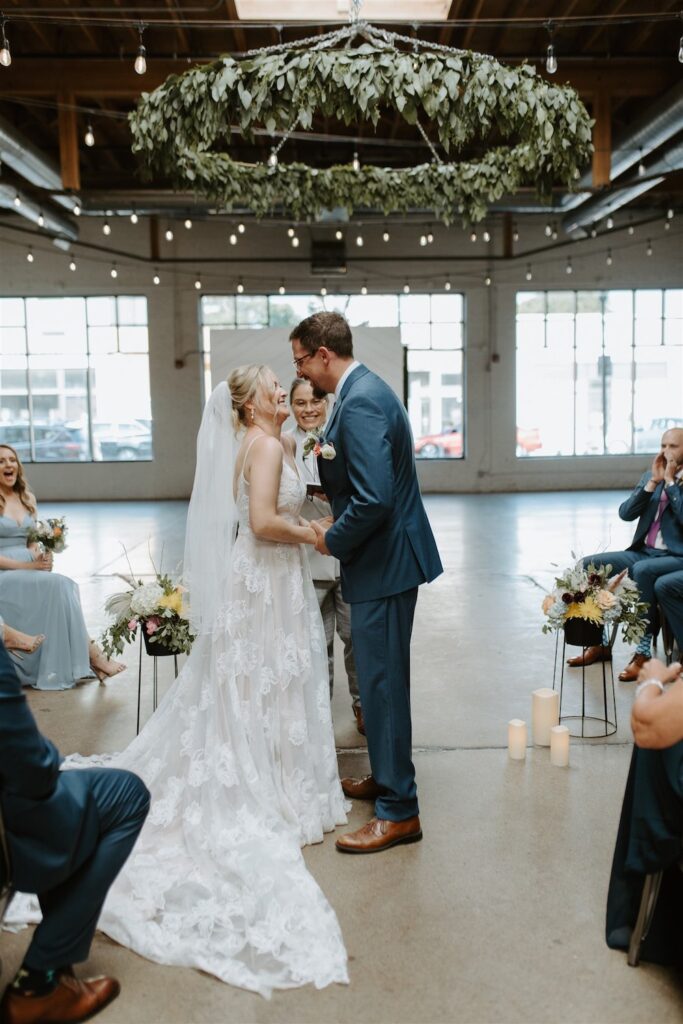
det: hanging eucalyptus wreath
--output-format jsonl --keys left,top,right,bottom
{"left": 129, "top": 26, "right": 593, "bottom": 224}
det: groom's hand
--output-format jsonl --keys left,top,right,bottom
{"left": 311, "top": 519, "right": 332, "bottom": 556}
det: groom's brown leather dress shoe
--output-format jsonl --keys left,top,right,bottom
{"left": 566, "top": 644, "right": 612, "bottom": 667}
{"left": 618, "top": 652, "right": 648, "bottom": 682}
{"left": 336, "top": 816, "right": 422, "bottom": 854}
{"left": 0, "top": 973, "right": 120, "bottom": 1024}
{"left": 341, "top": 775, "right": 382, "bottom": 800}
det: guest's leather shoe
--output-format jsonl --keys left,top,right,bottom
{"left": 341, "top": 775, "right": 382, "bottom": 800}
{"left": 566, "top": 644, "right": 612, "bottom": 667}
{"left": 618, "top": 653, "right": 648, "bottom": 682}
{"left": 352, "top": 704, "right": 366, "bottom": 736}
{"left": 336, "top": 816, "right": 422, "bottom": 854}
{"left": 0, "top": 973, "right": 120, "bottom": 1024}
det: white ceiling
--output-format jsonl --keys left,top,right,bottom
{"left": 235, "top": 1, "right": 452, "bottom": 21}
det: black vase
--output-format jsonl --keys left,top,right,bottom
{"left": 563, "top": 617, "right": 603, "bottom": 648}
{"left": 142, "top": 630, "right": 177, "bottom": 657}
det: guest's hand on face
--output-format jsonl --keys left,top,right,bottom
{"left": 651, "top": 452, "right": 667, "bottom": 482}
{"left": 664, "top": 456, "right": 678, "bottom": 487}
{"left": 637, "top": 658, "right": 682, "bottom": 685}
{"left": 311, "top": 519, "right": 331, "bottom": 556}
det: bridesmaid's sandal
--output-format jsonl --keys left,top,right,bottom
{"left": 3, "top": 625, "right": 46, "bottom": 656}
{"left": 88, "top": 641, "right": 126, "bottom": 680}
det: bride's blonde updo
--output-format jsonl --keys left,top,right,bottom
{"left": 228, "top": 364, "right": 275, "bottom": 432}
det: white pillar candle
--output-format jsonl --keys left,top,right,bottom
{"left": 531, "top": 688, "right": 560, "bottom": 746}
{"left": 508, "top": 719, "right": 527, "bottom": 760}
{"left": 550, "top": 724, "right": 570, "bottom": 767}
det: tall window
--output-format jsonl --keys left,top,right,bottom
{"left": 200, "top": 292, "right": 465, "bottom": 459}
{"left": 0, "top": 296, "right": 153, "bottom": 462}
{"left": 516, "top": 289, "right": 683, "bottom": 457}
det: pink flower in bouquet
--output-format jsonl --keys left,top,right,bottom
{"left": 145, "top": 616, "right": 161, "bottom": 635}
{"left": 128, "top": 618, "right": 139, "bottom": 631}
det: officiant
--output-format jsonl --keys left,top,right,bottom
{"left": 287, "top": 379, "right": 363, "bottom": 736}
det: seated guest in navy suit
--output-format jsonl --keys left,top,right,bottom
{"left": 655, "top": 568, "right": 683, "bottom": 660}
{"left": 0, "top": 640, "right": 149, "bottom": 1024}
{"left": 568, "top": 427, "right": 683, "bottom": 681}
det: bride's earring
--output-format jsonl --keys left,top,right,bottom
{"left": 250, "top": 408, "right": 255, "bottom": 422}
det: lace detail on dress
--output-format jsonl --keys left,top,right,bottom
{"left": 10, "top": 459, "right": 349, "bottom": 997}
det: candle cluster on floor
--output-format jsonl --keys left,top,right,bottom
{"left": 506, "top": 689, "right": 570, "bottom": 767}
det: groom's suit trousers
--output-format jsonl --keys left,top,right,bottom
{"left": 351, "top": 587, "right": 419, "bottom": 822}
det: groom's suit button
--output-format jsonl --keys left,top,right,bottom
{"left": 335, "top": 815, "right": 422, "bottom": 854}
{"left": 341, "top": 775, "right": 382, "bottom": 799}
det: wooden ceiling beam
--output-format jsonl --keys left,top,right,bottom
{"left": 163, "top": 0, "right": 191, "bottom": 55}
{"left": 438, "top": 1, "right": 466, "bottom": 48}
{"left": 57, "top": 91, "right": 80, "bottom": 191}
{"left": 225, "top": 1, "right": 247, "bottom": 53}
{"left": 460, "top": 0, "right": 488, "bottom": 52}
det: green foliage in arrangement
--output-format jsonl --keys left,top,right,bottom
{"left": 129, "top": 42, "right": 593, "bottom": 224}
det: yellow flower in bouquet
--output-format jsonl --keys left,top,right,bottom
{"left": 158, "top": 588, "right": 184, "bottom": 615}
{"left": 564, "top": 594, "right": 603, "bottom": 624}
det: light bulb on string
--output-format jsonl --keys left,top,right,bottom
{"left": 69, "top": 258, "right": 76, "bottom": 272}
{"left": 84, "top": 123, "right": 95, "bottom": 148}
{"left": 130, "top": 208, "right": 138, "bottom": 225}
{"left": 194, "top": 273, "right": 202, "bottom": 290}
{"left": 628, "top": 222, "right": 635, "bottom": 235}
{"left": 544, "top": 221, "right": 552, "bottom": 237}
{"left": 164, "top": 227, "right": 173, "bottom": 241}
{"left": 606, "top": 249, "right": 613, "bottom": 266}
{"left": 13, "top": 193, "right": 20, "bottom": 208}
{"left": 26, "top": 248, "right": 34, "bottom": 264}
{"left": 469, "top": 230, "right": 477, "bottom": 243}
{"left": 37, "top": 211, "right": 44, "bottom": 228}
{"left": 382, "top": 228, "right": 390, "bottom": 243}
{"left": 606, "top": 215, "right": 614, "bottom": 230}
{"left": 103, "top": 219, "right": 111, "bottom": 236}
{"left": 268, "top": 151, "right": 278, "bottom": 168}
{"left": 184, "top": 217, "right": 192, "bottom": 229}
{"left": 667, "top": 208, "right": 674, "bottom": 220}
{"left": 638, "top": 150, "right": 646, "bottom": 177}
{"left": 678, "top": 33, "right": 683, "bottom": 63}
{"left": 484, "top": 272, "right": 492, "bottom": 287}
{"left": 291, "top": 235, "right": 300, "bottom": 248}
{"left": 444, "top": 277, "right": 451, "bottom": 292}
{"left": 482, "top": 227, "right": 490, "bottom": 243}
{"left": 73, "top": 203, "right": 81, "bottom": 217}
{"left": 237, "top": 223, "right": 245, "bottom": 234}
{"left": 525, "top": 264, "right": 533, "bottom": 281}
{"left": 134, "top": 24, "right": 147, "bottom": 75}
{"left": 0, "top": 19, "right": 11, "bottom": 67}
{"left": 403, "top": 281, "right": 410, "bottom": 294}
{"left": 419, "top": 234, "right": 428, "bottom": 247}
{"left": 110, "top": 262, "right": 118, "bottom": 279}
{"left": 230, "top": 232, "right": 238, "bottom": 245}
{"left": 355, "top": 233, "right": 364, "bottom": 247}
{"left": 361, "top": 282, "right": 368, "bottom": 295}
{"left": 590, "top": 226, "right": 597, "bottom": 238}
{"left": 153, "top": 270, "right": 160, "bottom": 285}
{"left": 352, "top": 151, "right": 360, "bottom": 172}
{"left": 320, "top": 282, "right": 327, "bottom": 297}
{"left": 664, "top": 219, "right": 671, "bottom": 231}
{"left": 565, "top": 257, "right": 573, "bottom": 275}
{"left": 512, "top": 223, "right": 519, "bottom": 242}
{"left": 237, "top": 279, "right": 244, "bottom": 294}
{"left": 335, "top": 229, "right": 343, "bottom": 241}
{"left": 278, "top": 281, "right": 286, "bottom": 295}
{"left": 551, "top": 224, "right": 558, "bottom": 241}
{"left": 646, "top": 239, "right": 653, "bottom": 257}
{"left": 427, "top": 227, "right": 434, "bottom": 244}
{"left": 287, "top": 226, "right": 295, "bottom": 238}
{"left": 545, "top": 18, "right": 557, "bottom": 74}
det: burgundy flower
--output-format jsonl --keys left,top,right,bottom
{"left": 573, "top": 591, "right": 585, "bottom": 603}
{"left": 562, "top": 593, "right": 573, "bottom": 604}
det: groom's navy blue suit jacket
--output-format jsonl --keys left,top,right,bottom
{"left": 0, "top": 641, "right": 101, "bottom": 893}
{"left": 318, "top": 364, "right": 443, "bottom": 603}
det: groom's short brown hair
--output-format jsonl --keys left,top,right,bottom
{"left": 290, "top": 312, "right": 353, "bottom": 358}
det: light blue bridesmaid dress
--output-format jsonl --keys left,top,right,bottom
{"left": 0, "top": 513, "right": 95, "bottom": 689}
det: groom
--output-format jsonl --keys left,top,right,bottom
{"left": 290, "top": 312, "right": 443, "bottom": 854}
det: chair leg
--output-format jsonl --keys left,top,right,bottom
{"left": 628, "top": 870, "right": 664, "bottom": 966}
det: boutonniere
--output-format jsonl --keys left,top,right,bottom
{"left": 302, "top": 429, "right": 336, "bottom": 460}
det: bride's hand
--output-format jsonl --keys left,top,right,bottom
{"left": 301, "top": 526, "right": 317, "bottom": 546}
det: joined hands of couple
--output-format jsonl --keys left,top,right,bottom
{"left": 311, "top": 516, "right": 333, "bottom": 556}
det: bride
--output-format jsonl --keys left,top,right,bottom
{"left": 18, "top": 366, "right": 350, "bottom": 996}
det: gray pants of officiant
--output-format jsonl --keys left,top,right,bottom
{"left": 313, "top": 579, "right": 360, "bottom": 708}
{"left": 582, "top": 549, "right": 683, "bottom": 638}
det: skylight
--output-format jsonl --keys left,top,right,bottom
{"left": 235, "top": 1, "right": 452, "bottom": 22}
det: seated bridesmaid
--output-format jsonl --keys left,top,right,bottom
{"left": 0, "top": 444, "right": 125, "bottom": 690}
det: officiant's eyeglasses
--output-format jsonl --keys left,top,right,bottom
{"left": 292, "top": 351, "right": 317, "bottom": 371}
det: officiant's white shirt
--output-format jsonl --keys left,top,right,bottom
{"left": 287, "top": 422, "right": 339, "bottom": 583}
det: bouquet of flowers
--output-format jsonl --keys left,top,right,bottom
{"left": 101, "top": 571, "right": 195, "bottom": 658}
{"left": 302, "top": 428, "right": 335, "bottom": 460}
{"left": 27, "top": 516, "right": 68, "bottom": 553}
{"left": 541, "top": 558, "right": 649, "bottom": 644}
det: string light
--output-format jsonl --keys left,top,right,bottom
{"left": 237, "top": 223, "right": 246, "bottom": 234}
{"left": 164, "top": 227, "right": 173, "bottom": 241}
{"left": 335, "top": 229, "right": 343, "bottom": 241}
{"left": 565, "top": 257, "right": 573, "bottom": 274}
{"left": 525, "top": 264, "right": 533, "bottom": 281}
{"left": 512, "top": 223, "right": 519, "bottom": 242}
{"left": 268, "top": 151, "right": 278, "bottom": 168}
{"left": 482, "top": 227, "right": 490, "bottom": 243}
{"left": 667, "top": 208, "right": 674, "bottom": 220}
{"left": 382, "top": 228, "right": 390, "bottom": 243}
{"left": 444, "top": 277, "right": 451, "bottom": 292}
{"left": 287, "top": 226, "right": 295, "bottom": 238}
{"left": 130, "top": 208, "right": 138, "bottom": 224}
{"left": 427, "top": 227, "right": 434, "bottom": 244}
{"left": 590, "top": 226, "right": 597, "bottom": 238}
{"left": 361, "top": 282, "right": 368, "bottom": 295}
{"left": 544, "top": 221, "right": 553, "bottom": 237}
{"left": 646, "top": 239, "right": 653, "bottom": 256}
{"left": 545, "top": 22, "right": 557, "bottom": 74}
{"left": 355, "top": 233, "right": 364, "bottom": 247}
{"left": 352, "top": 151, "right": 360, "bottom": 172}
{"left": 37, "top": 211, "right": 44, "bottom": 228}
{"left": 103, "top": 219, "right": 111, "bottom": 236}
{"left": 110, "top": 262, "right": 118, "bottom": 279}
{"left": 84, "top": 123, "right": 95, "bottom": 148}
{"left": 26, "top": 248, "right": 34, "bottom": 263}
{"left": 605, "top": 249, "right": 613, "bottom": 266}
{"left": 230, "top": 232, "right": 238, "bottom": 245}
{"left": 0, "top": 18, "right": 11, "bottom": 67}
{"left": 419, "top": 233, "right": 428, "bottom": 247}
{"left": 291, "top": 235, "right": 300, "bottom": 248}
{"left": 69, "top": 258, "right": 76, "bottom": 272}
{"left": 628, "top": 221, "right": 635, "bottom": 236}
{"left": 470, "top": 230, "right": 477, "bottom": 242}
{"left": 551, "top": 224, "right": 558, "bottom": 241}
{"left": 73, "top": 203, "right": 81, "bottom": 217}
{"left": 278, "top": 281, "right": 286, "bottom": 295}
{"left": 134, "top": 24, "right": 147, "bottom": 75}
{"left": 638, "top": 150, "right": 646, "bottom": 177}
{"left": 237, "top": 278, "right": 244, "bottom": 294}
{"left": 194, "top": 273, "right": 202, "bottom": 290}
{"left": 184, "top": 217, "right": 193, "bottom": 229}
{"left": 484, "top": 272, "right": 492, "bottom": 287}
{"left": 320, "top": 282, "right": 327, "bottom": 296}
{"left": 13, "top": 193, "right": 20, "bottom": 208}
{"left": 664, "top": 219, "right": 671, "bottom": 231}
{"left": 153, "top": 269, "right": 160, "bottom": 285}
{"left": 403, "top": 281, "right": 410, "bottom": 294}
{"left": 606, "top": 215, "right": 614, "bottom": 230}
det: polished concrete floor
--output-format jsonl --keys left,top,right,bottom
{"left": 3, "top": 493, "right": 683, "bottom": 1023}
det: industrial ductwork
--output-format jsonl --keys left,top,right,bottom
{"left": 0, "top": 183, "right": 78, "bottom": 240}
{"left": 0, "top": 113, "right": 80, "bottom": 225}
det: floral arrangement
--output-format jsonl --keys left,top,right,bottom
{"left": 541, "top": 559, "right": 649, "bottom": 645}
{"left": 101, "top": 571, "right": 195, "bottom": 658}
{"left": 302, "top": 428, "right": 336, "bottom": 460}
{"left": 27, "top": 516, "right": 68, "bottom": 553}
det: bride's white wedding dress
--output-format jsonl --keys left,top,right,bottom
{"left": 11, "top": 449, "right": 350, "bottom": 997}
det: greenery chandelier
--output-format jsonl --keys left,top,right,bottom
{"left": 129, "top": 18, "right": 593, "bottom": 225}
